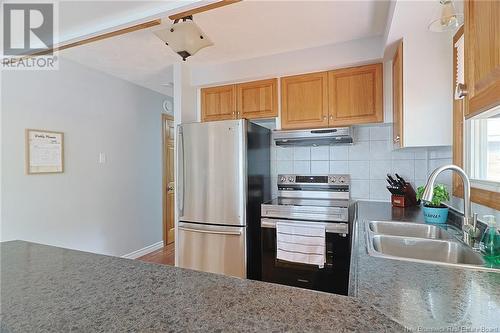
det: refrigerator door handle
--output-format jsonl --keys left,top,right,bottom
{"left": 178, "top": 127, "right": 185, "bottom": 217}
{"left": 178, "top": 226, "right": 242, "bottom": 236}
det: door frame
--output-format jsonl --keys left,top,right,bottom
{"left": 162, "top": 113, "right": 174, "bottom": 244}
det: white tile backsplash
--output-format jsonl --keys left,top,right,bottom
{"left": 392, "top": 159, "right": 415, "bottom": 183}
{"left": 293, "top": 160, "right": 311, "bottom": 174}
{"left": 349, "top": 161, "right": 370, "bottom": 180}
{"left": 330, "top": 146, "right": 349, "bottom": 160}
{"left": 329, "top": 161, "right": 349, "bottom": 173}
{"left": 270, "top": 124, "right": 454, "bottom": 202}
{"left": 428, "top": 147, "right": 453, "bottom": 159}
{"left": 351, "top": 180, "right": 370, "bottom": 199}
{"left": 293, "top": 146, "right": 310, "bottom": 160}
{"left": 414, "top": 159, "right": 428, "bottom": 181}
{"left": 370, "top": 180, "right": 392, "bottom": 201}
{"left": 370, "top": 160, "right": 392, "bottom": 180}
{"left": 370, "top": 140, "right": 392, "bottom": 160}
{"left": 311, "top": 160, "right": 330, "bottom": 174}
{"left": 311, "top": 146, "right": 329, "bottom": 160}
{"left": 276, "top": 146, "right": 293, "bottom": 160}
{"left": 392, "top": 149, "right": 415, "bottom": 160}
{"left": 348, "top": 141, "right": 370, "bottom": 160}
{"left": 354, "top": 126, "right": 370, "bottom": 141}
{"left": 276, "top": 160, "right": 293, "bottom": 174}
{"left": 370, "top": 125, "right": 391, "bottom": 141}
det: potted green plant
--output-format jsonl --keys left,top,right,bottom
{"left": 416, "top": 184, "right": 450, "bottom": 224}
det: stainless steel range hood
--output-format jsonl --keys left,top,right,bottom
{"left": 273, "top": 127, "right": 353, "bottom": 146}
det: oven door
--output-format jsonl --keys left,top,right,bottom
{"left": 261, "top": 218, "right": 350, "bottom": 295}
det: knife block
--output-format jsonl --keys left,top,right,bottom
{"left": 391, "top": 183, "right": 418, "bottom": 208}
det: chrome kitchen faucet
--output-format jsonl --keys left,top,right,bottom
{"left": 422, "top": 165, "right": 479, "bottom": 247}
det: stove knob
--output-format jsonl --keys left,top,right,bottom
{"left": 339, "top": 176, "right": 346, "bottom": 183}
{"left": 280, "top": 176, "right": 287, "bottom": 183}
{"left": 288, "top": 176, "right": 294, "bottom": 183}
{"left": 329, "top": 176, "right": 336, "bottom": 183}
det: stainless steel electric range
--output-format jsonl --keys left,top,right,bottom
{"left": 260, "top": 174, "right": 354, "bottom": 295}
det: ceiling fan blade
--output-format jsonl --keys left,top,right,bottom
{"left": 168, "top": 0, "right": 241, "bottom": 20}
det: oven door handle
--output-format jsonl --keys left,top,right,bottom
{"left": 261, "top": 218, "right": 348, "bottom": 235}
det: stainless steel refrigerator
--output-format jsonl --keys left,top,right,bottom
{"left": 177, "top": 119, "right": 270, "bottom": 279}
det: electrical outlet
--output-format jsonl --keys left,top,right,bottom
{"left": 98, "top": 152, "right": 106, "bottom": 164}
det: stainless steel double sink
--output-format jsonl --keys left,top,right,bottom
{"left": 365, "top": 220, "right": 492, "bottom": 270}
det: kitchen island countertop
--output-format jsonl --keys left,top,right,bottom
{"left": 1, "top": 240, "right": 401, "bottom": 332}
{"left": 2, "top": 201, "right": 499, "bottom": 332}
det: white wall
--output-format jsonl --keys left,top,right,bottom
{"left": 385, "top": 0, "right": 453, "bottom": 147}
{"left": 1, "top": 58, "right": 166, "bottom": 257}
{"left": 190, "top": 36, "right": 384, "bottom": 87}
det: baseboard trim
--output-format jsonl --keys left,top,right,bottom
{"left": 122, "top": 241, "right": 164, "bottom": 259}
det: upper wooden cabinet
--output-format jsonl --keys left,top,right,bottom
{"left": 201, "top": 79, "right": 278, "bottom": 122}
{"left": 328, "top": 63, "right": 383, "bottom": 126}
{"left": 392, "top": 41, "right": 404, "bottom": 148}
{"left": 237, "top": 79, "right": 278, "bottom": 119}
{"left": 201, "top": 85, "right": 237, "bottom": 122}
{"left": 464, "top": 0, "right": 500, "bottom": 117}
{"left": 280, "top": 72, "right": 329, "bottom": 130}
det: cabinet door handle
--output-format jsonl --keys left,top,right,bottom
{"left": 394, "top": 135, "right": 400, "bottom": 143}
{"left": 323, "top": 115, "right": 327, "bottom": 120}
{"left": 455, "top": 83, "right": 468, "bottom": 100}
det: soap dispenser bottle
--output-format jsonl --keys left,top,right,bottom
{"left": 479, "top": 215, "right": 500, "bottom": 267}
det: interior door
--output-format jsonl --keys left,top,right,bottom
{"left": 178, "top": 120, "right": 245, "bottom": 226}
{"left": 163, "top": 115, "right": 175, "bottom": 244}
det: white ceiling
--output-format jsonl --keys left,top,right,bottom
{"left": 57, "top": 1, "right": 199, "bottom": 44}
{"left": 189, "top": 0, "right": 390, "bottom": 63}
{"left": 62, "top": 29, "right": 176, "bottom": 95}
{"left": 61, "top": 0, "right": 391, "bottom": 95}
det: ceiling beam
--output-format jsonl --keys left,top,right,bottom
{"left": 168, "top": 0, "right": 241, "bottom": 20}
{"left": 20, "top": 0, "right": 240, "bottom": 58}
{"left": 29, "top": 19, "right": 161, "bottom": 57}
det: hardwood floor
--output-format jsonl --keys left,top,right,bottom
{"left": 137, "top": 242, "right": 175, "bottom": 265}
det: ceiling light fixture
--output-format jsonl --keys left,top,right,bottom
{"left": 428, "top": 0, "right": 463, "bottom": 32}
{"left": 153, "top": 16, "right": 213, "bottom": 61}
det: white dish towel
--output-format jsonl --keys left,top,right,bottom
{"left": 276, "top": 222, "right": 326, "bottom": 268}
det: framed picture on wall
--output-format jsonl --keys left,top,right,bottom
{"left": 25, "top": 129, "right": 64, "bottom": 174}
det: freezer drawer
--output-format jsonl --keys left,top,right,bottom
{"left": 178, "top": 221, "right": 246, "bottom": 278}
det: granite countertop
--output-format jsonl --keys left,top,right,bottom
{"left": 0, "top": 240, "right": 402, "bottom": 332}
{"left": 352, "top": 201, "right": 500, "bottom": 331}
{"left": 2, "top": 203, "right": 499, "bottom": 332}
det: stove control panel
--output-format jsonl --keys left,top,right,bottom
{"left": 278, "top": 174, "right": 350, "bottom": 185}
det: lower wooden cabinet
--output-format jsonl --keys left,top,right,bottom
{"left": 280, "top": 72, "right": 329, "bottom": 130}
{"left": 328, "top": 63, "right": 383, "bottom": 126}
{"left": 201, "top": 85, "right": 237, "bottom": 122}
{"left": 237, "top": 79, "right": 278, "bottom": 119}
